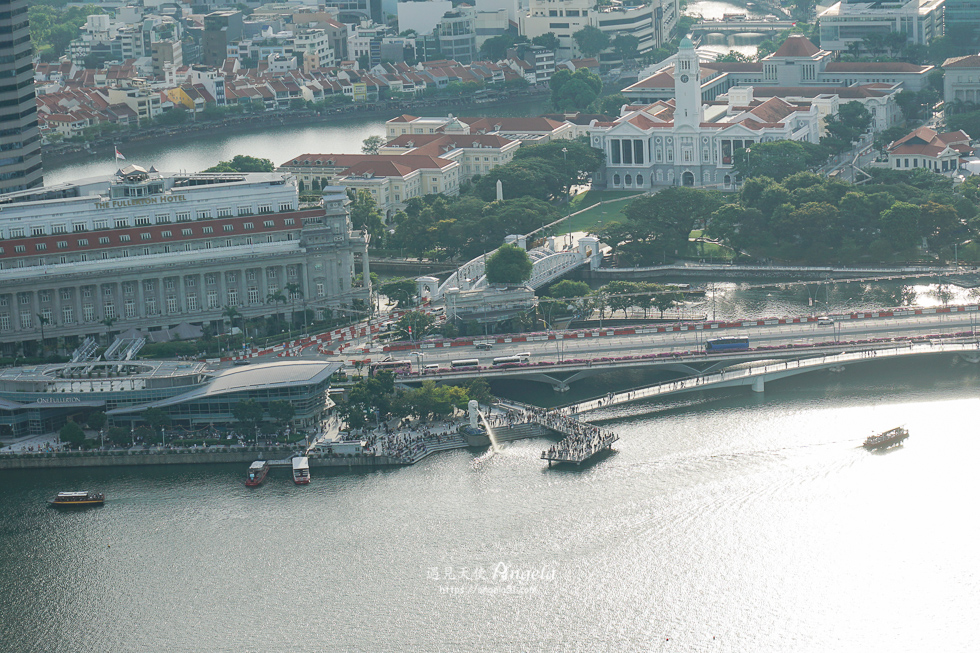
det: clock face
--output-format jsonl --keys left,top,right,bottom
{"left": 680, "top": 74, "right": 690, "bottom": 83}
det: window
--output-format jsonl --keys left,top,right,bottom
{"left": 207, "top": 291, "right": 218, "bottom": 309}
{"left": 14, "top": 245, "right": 24, "bottom": 252}
{"left": 114, "top": 218, "right": 129, "bottom": 228}
{"left": 103, "top": 286, "right": 112, "bottom": 297}
{"left": 316, "top": 282, "right": 324, "bottom": 297}
{"left": 181, "top": 229, "right": 193, "bottom": 236}
{"left": 61, "top": 290, "right": 71, "bottom": 301}
{"left": 32, "top": 226, "right": 45, "bottom": 236}
{"left": 248, "top": 287, "right": 259, "bottom": 304}
{"left": 125, "top": 300, "right": 136, "bottom": 318}
{"left": 20, "top": 312, "right": 31, "bottom": 329}
{"left": 238, "top": 206, "right": 253, "bottom": 216}
{"left": 176, "top": 212, "right": 191, "bottom": 222}
{"left": 223, "top": 224, "right": 234, "bottom": 232}
{"left": 104, "top": 303, "right": 114, "bottom": 319}
{"left": 155, "top": 214, "right": 171, "bottom": 224}
{"left": 217, "top": 208, "right": 232, "bottom": 218}
{"left": 98, "top": 237, "right": 110, "bottom": 245}
{"left": 35, "top": 243, "right": 46, "bottom": 251}
{"left": 243, "top": 223, "right": 254, "bottom": 230}
{"left": 83, "top": 288, "right": 92, "bottom": 298}
{"left": 123, "top": 283, "right": 134, "bottom": 295}
{"left": 52, "top": 224, "right": 67, "bottom": 234}
{"left": 268, "top": 268, "right": 277, "bottom": 279}
{"left": 94, "top": 220, "right": 108, "bottom": 230}
{"left": 162, "top": 231, "right": 172, "bottom": 238}
{"left": 165, "top": 279, "right": 175, "bottom": 290}
{"left": 186, "top": 277, "right": 195, "bottom": 287}
{"left": 144, "top": 280, "right": 153, "bottom": 292}
{"left": 62, "top": 306, "right": 73, "bottom": 324}
{"left": 135, "top": 216, "right": 150, "bottom": 226}
{"left": 258, "top": 205, "right": 272, "bottom": 214}
{"left": 228, "top": 273, "right": 237, "bottom": 283}
{"left": 145, "top": 299, "right": 156, "bottom": 315}
{"left": 203, "top": 226, "right": 214, "bottom": 234}
{"left": 57, "top": 241, "right": 67, "bottom": 249}
{"left": 83, "top": 305, "right": 94, "bottom": 322}
{"left": 227, "top": 289, "right": 238, "bottom": 305}
{"left": 264, "top": 220, "right": 275, "bottom": 228}
{"left": 141, "top": 233, "right": 152, "bottom": 240}
{"left": 196, "top": 210, "right": 212, "bottom": 220}
{"left": 9, "top": 228, "right": 24, "bottom": 238}
{"left": 119, "top": 235, "right": 130, "bottom": 242}
{"left": 187, "top": 295, "right": 198, "bottom": 311}
{"left": 167, "top": 297, "right": 178, "bottom": 314}
{"left": 284, "top": 218, "right": 295, "bottom": 226}
{"left": 73, "top": 223, "right": 87, "bottom": 232}
{"left": 279, "top": 203, "right": 291, "bottom": 212}
{"left": 613, "top": 174, "right": 621, "bottom": 186}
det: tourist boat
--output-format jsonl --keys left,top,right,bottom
{"left": 245, "top": 460, "right": 269, "bottom": 486}
{"left": 48, "top": 491, "right": 105, "bottom": 507}
{"left": 723, "top": 12, "right": 747, "bottom": 20}
{"left": 292, "top": 456, "right": 310, "bottom": 485}
{"left": 863, "top": 426, "right": 909, "bottom": 451}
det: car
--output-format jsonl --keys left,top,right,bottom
{"left": 422, "top": 363, "right": 440, "bottom": 374}
{"left": 232, "top": 359, "right": 251, "bottom": 365}
{"left": 817, "top": 316, "right": 834, "bottom": 326}
{"left": 475, "top": 342, "right": 493, "bottom": 350}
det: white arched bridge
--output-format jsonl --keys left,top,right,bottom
{"left": 418, "top": 234, "right": 602, "bottom": 300}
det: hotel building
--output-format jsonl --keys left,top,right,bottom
{"left": 0, "top": 166, "right": 368, "bottom": 355}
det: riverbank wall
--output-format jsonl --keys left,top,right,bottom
{"left": 0, "top": 424, "right": 554, "bottom": 470}
{"left": 573, "top": 264, "right": 966, "bottom": 283}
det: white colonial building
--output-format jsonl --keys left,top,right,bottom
{"left": 590, "top": 37, "right": 821, "bottom": 191}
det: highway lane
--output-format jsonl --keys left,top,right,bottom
{"left": 346, "top": 310, "right": 980, "bottom": 369}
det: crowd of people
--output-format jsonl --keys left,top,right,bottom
{"left": 528, "top": 408, "right": 618, "bottom": 463}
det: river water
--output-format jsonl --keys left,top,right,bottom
{"left": 2, "top": 355, "right": 978, "bottom": 651}
{"left": 42, "top": 96, "right": 552, "bottom": 185}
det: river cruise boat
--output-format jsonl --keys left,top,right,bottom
{"left": 863, "top": 427, "right": 909, "bottom": 451}
{"left": 292, "top": 456, "right": 310, "bottom": 485}
{"left": 245, "top": 460, "right": 269, "bottom": 486}
{"left": 48, "top": 491, "right": 105, "bottom": 507}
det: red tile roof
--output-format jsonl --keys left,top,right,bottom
{"left": 771, "top": 35, "right": 821, "bottom": 58}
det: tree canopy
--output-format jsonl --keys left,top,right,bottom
{"left": 573, "top": 25, "right": 610, "bottom": 58}
{"left": 204, "top": 155, "right": 275, "bottom": 173}
{"left": 550, "top": 68, "right": 602, "bottom": 112}
{"left": 485, "top": 243, "right": 533, "bottom": 285}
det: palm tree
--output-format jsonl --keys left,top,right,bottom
{"left": 284, "top": 282, "right": 303, "bottom": 332}
{"left": 101, "top": 316, "right": 117, "bottom": 346}
{"left": 36, "top": 313, "right": 51, "bottom": 351}
{"left": 266, "top": 290, "right": 288, "bottom": 336}
{"left": 222, "top": 305, "right": 243, "bottom": 336}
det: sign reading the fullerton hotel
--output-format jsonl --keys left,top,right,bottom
{"left": 95, "top": 194, "right": 188, "bottom": 210}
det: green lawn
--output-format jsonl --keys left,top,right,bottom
{"left": 555, "top": 190, "right": 644, "bottom": 234}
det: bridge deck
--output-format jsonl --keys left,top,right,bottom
{"left": 562, "top": 339, "right": 980, "bottom": 414}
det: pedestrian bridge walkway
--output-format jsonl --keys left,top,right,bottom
{"left": 562, "top": 339, "right": 980, "bottom": 415}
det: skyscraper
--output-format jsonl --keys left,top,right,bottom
{"left": 0, "top": 0, "right": 42, "bottom": 192}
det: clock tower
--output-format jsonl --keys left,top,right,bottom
{"left": 674, "top": 37, "right": 702, "bottom": 128}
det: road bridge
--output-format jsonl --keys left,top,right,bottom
{"left": 560, "top": 339, "right": 980, "bottom": 414}
{"left": 691, "top": 19, "right": 796, "bottom": 35}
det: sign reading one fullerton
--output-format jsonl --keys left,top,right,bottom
{"left": 95, "top": 194, "right": 188, "bottom": 210}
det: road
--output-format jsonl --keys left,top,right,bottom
{"left": 315, "top": 308, "right": 980, "bottom": 371}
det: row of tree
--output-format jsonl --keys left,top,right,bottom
{"left": 336, "top": 371, "right": 491, "bottom": 429}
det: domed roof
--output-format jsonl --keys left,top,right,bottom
{"left": 679, "top": 36, "right": 694, "bottom": 50}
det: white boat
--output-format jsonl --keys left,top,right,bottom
{"left": 292, "top": 456, "right": 310, "bottom": 485}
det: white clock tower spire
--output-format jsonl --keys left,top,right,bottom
{"left": 674, "top": 37, "right": 702, "bottom": 128}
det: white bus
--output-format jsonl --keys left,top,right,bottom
{"left": 493, "top": 354, "right": 530, "bottom": 366}
{"left": 450, "top": 359, "right": 480, "bottom": 369}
